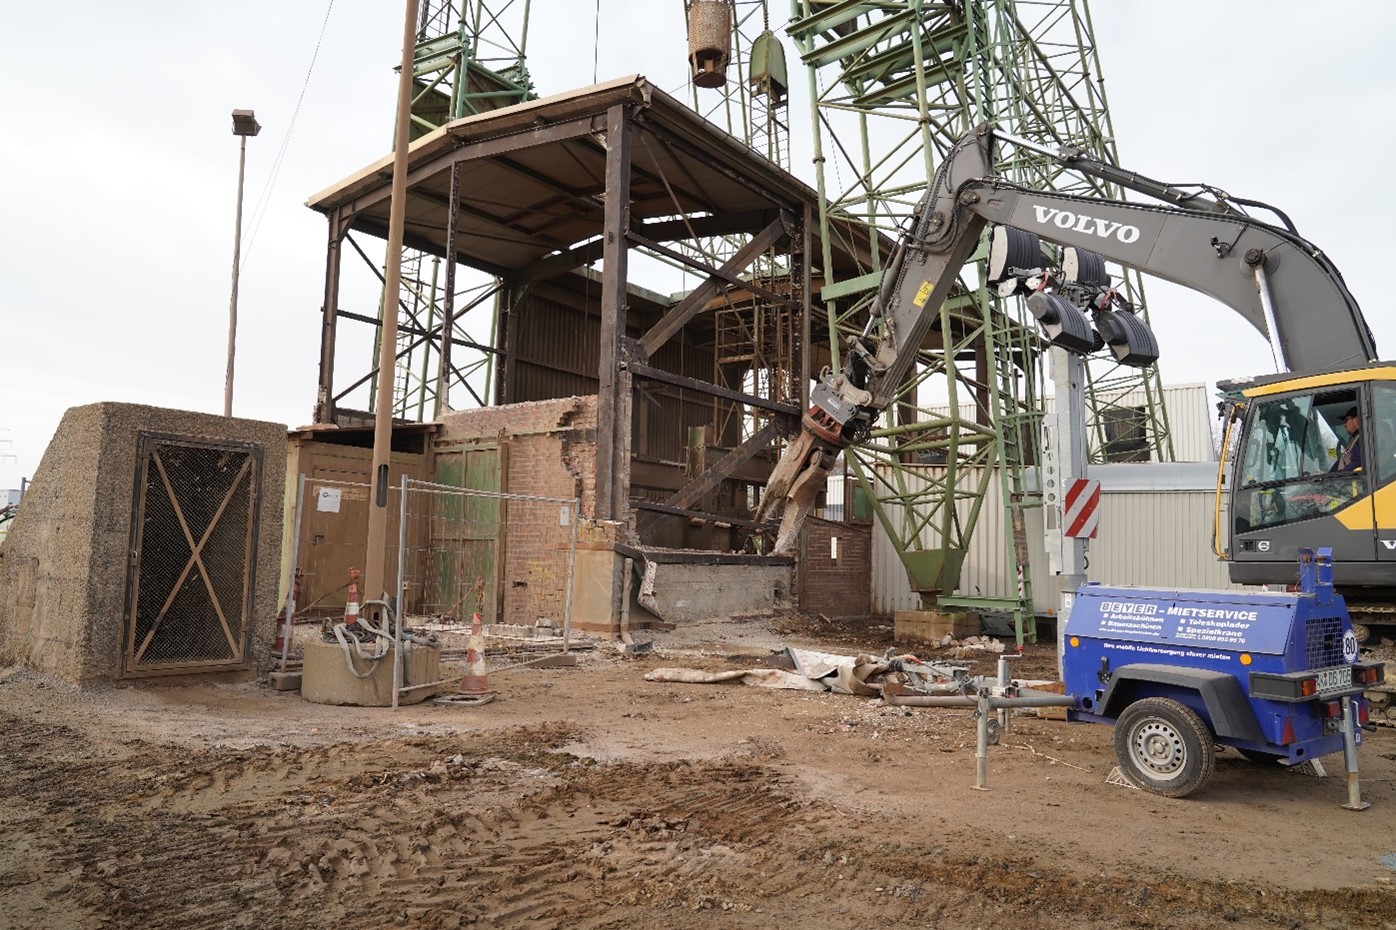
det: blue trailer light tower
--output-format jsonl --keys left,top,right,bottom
{"left": 1062, "top": 548, "right": 1384, "bottom": 804}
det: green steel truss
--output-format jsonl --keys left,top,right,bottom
{"left": 788, "top": 0, "right": 1174, "bottom": 624}
{"left": 369, "top": 0, "right": 536, "bottom": 421}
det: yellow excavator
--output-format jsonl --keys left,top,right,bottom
{"left": 759, "top": 123, "right": 1393, "bottom": 651}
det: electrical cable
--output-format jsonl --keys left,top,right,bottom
{"left": 240, "top": 0, "right": 337, "bottom": 268}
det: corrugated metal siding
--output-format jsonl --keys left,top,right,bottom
{"left": 926, "top": 382, "right": 1218, "bottom": 463}
{"left": 869, "top": 465, "right": 1240, "bottom": 616}
{"left": 512, "top": 291, "right": 718, "bottom": 465}
{"left": 514, "top": 293, "right": 601, "bottom": 402}
{"left": 1103, "top": 382, "right": 1217, "bottom": 463}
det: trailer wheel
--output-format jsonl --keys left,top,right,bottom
{"left": 1113, "top": 698, "right": 1215, "bottom": 797}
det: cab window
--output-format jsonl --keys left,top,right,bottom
{"left": 1234, "top": 391, "right": 1363, "bottom": 533}
{"left": 1373, "top": 382, "right": 1396, "bottom": 487}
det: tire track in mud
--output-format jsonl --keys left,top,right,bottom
{"left": 2, "top": 711, "right": 1392, "bottom": 930}
{"left": 0, "top": 714, "right": 883, "bottom": 930}
{"left": 0, "top": 715, "right": 141, "bottom": 929}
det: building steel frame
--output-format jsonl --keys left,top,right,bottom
{"left": 308, "top": 79, "right": 880, "bottom": 549}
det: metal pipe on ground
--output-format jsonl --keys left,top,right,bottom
{"left": 883, "top": 691, "right": 1074, "bottom": 709}
{"left": 884, "top": 688, "right": 1077, "bottom": 791}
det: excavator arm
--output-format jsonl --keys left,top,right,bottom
{"left": 759, "top": 123, "right": 1377, "bottom": 552}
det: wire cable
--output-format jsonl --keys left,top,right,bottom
{"left": 241, "top": 0, "right": 337, "bottom": 267}
{"left": 592, "top": 0, "right": 602, "bottom": 84}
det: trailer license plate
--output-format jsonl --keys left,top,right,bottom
{"left": 1316, "top": 666, "right": 1352, "bottom": 695}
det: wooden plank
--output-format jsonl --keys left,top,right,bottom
{"left": 632, "top": 498, "right": 770, "bottom": 529}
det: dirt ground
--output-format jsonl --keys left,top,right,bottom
{"left": 2, "top": 613, "right": 1394, "bottom": 930}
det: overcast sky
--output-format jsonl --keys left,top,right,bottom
{"left": 3, "top": 1, "right": 1393, "bottom": 490}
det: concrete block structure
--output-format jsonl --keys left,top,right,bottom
{"left": 0, "top": 403, "right": 287, "bottom": 685}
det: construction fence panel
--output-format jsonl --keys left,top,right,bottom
{"left": 392, "top": 478, "right": 580, "bottom": 705}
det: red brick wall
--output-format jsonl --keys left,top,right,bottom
{"left": 435, "top": 397, "right": 609, "bottom": 627}
{"left": 799, "top": 517, "right": 872, "bottom": 618}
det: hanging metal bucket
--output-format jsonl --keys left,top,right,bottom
{"left": 688, "top": 0, "right": 731, "bottom": 88}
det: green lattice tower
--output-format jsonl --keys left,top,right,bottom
{"left": 961, "top": 2, "right": 1175, "bottom": 465}
{"left": 788, "top": 0, "right": 1175, "bottom": 631}
{"left": 686, "top": 1, "right": 792, "bottom": 172}
{"left": 368, "top": 0, "right": 536, "bottom": 421}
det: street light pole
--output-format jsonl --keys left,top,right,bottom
{"left": 225, "top": 109, "right": 261, "bottom": 418}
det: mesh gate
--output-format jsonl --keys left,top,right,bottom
{"left": 122, "top": 433, "right": 262, "bottom": 676}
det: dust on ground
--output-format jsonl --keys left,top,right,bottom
{"left": 2, "top": 612, "right": 1395, "bottom": 930}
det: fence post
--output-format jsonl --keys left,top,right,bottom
{"left": 278, "top": 472, "right": 307, "bottom": 673}
{"left": 563, "top": 498, "right": 579, "bottom": 652}
{"left": 392, "top": 474, "right": 411, "bottom": 710}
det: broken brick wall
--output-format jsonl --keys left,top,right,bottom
{"left": 435, "top": 397, "right": 614, "bottom": 630}
{"left": 798, "top": 517, "right": 872, "bottom": 618}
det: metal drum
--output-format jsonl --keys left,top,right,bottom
{"left": 687, "top": 0, "right": 731, "bottom": 88}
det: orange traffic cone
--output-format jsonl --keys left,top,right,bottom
{"left": 345, "top": 568, "right": 362, "bottom": 627}
{"left": 458, "top": 612, "right": 492, "bottom": 696}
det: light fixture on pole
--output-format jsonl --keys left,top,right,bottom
{"left": 225, "top": 108, "right": 261, "bottom": 417}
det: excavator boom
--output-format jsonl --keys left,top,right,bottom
{"left": 760, "top": 123, "right": 1377, "bottom": 554}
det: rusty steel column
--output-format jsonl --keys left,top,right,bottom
{"left": 434, "top": 161, "right": 462, "bottom": 418}
{"left": 497, "top": 273, "right": 520, "bottom": 406}
{"left": 595, "top": 103, "right": 632, "bottom": 525}
{"left": 314, "top": 217, "right": 346, "bottom": 424}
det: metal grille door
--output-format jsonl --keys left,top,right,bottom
{"left": 123, "top": 434, "right": 262, "bottom": 676}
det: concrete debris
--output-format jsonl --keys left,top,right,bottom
{"left": 938, "top": 634, "right": 1007, "bottom": 658}
{"left": 645, "top": 646, "right": 895, "bottom": 695}
{"left": 644, "top": 667, "right": 829, "bottom": 691}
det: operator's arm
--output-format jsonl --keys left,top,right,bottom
{"left": 759, "top": 123, "right": 1379, "bottom": 552}
{"left": 756, "top": 127, "right": 1001, "bottom": 553}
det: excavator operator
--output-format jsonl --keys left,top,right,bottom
{"left": 1333, "top": 406, "right": 1363, "bottom": 472}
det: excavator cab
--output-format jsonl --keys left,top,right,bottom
{"left": 1223, "top": 366, "right": 1396, "bottom": 588}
